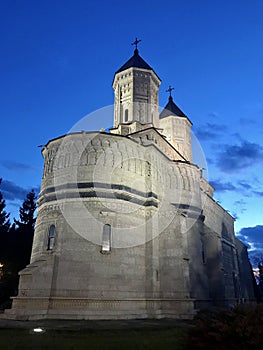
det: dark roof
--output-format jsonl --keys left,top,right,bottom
{"left": 115, "top": 49, "right": 154, "bottom": 74}
{"left": 160, "top": 96, "right": 189, "bottom": 119}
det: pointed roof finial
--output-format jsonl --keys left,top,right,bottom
{"left": 166, "top": 85, "right": 175, "bottom": 99}
{"left": 132, "top": 37, "right": 141, "bottom": 54}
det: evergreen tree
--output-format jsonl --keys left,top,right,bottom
{"left": 13, "top": 189, "right": 37, "bottom": 270}
{"left": 252, "top": 254, "right": 263, "bottom": 302}
{"left": 258, "top": 261, "right": 263, "bottom": 300}
{"left": 0, "top": 178, "right": 10, "bottom": 263}
{"left": 0, "top": 179, "right": 11, "bottom": 306}
{"left": 0, "top": 188, "right": 37, "bottom": 307}
{"left": 0, "top": 178, "right": 10, "bottom": 232}
{"left": 14, "top": 189, "right": 37, "bottom": 230}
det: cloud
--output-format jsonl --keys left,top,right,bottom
{"left": 210, "top": 179, "right": 258, "bottom": 198}
{"left": 234, "top": 199, "right": 246, "bottom": 206}
{"left": 253, "top": 191, "right": 263, "bottom": 197}
{"left": 206, "top": 157, "right": 214, "bottom": 165}
{"left": 238, "top": 181, "right": 252, "bottom": 190}
{"left": 240, "top": 104, "right": 263, "bottom": 128}
{"left": 0, "top": 179, "right": 39, "bottom": 201}
{"left": 194, "top": 122, "right": 227, "bottom": 141}
{"left": 239, "top": 117, "right": 257, "bottom": 126}
{"left": 233, "top": 199, "right": 247, "bottom": 214}
{"left": 209, "top": 181, "right": 251, "bottom": 218}
{"left": 237, "top": 225, "right": 263, "bottom": 258}
{"left": 210, "top": 179, "right": 236, "bottom": 192}
{"left": 0, "top": 160, "right": 36, "bottom": 172}
{"left": 208, "top": 112, "right": 220, "bottom": 119}
{"left": 232, "top": 212, "right": 239, "bottom": 220}
{"left": 215, "top": 140, "right": 263, "bottom": 173}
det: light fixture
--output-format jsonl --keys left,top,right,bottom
{"left": 33, "top": 327, "right": 45, "bottom": 333}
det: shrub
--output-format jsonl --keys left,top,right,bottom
{"left": 187, "top": 304, "right": 263, "bottom": 349}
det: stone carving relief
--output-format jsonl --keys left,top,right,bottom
{"left": 41, "top": 135, "right": 201, "bottom": 208}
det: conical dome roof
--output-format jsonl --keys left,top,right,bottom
{"left": 160, "top": 96, "right": 188, "bottom": 119}
{"left": 115, "top": 49, "right": 157, "bottom": 75}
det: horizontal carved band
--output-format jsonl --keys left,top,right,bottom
{"left": 39, "top": 182, "right": 159, "bottom": 208}
{"left": 41, "top": 182, "right": 158, "bottom": 199}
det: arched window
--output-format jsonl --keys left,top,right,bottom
{"left": 47, "top": 225, "right": 55, "bottom": 250}
{"left": 124, "top": 109, "right": 128, "bottom": 122}
{"left": 101, "top": 224, "right": 111, "bottom": 254}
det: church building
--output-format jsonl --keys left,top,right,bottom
{"left": 5, "top": 41, "right": 255, "bottom": 320}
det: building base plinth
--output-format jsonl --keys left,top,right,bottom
{"left": 2, "top": 297, "right": 196, "bottom": 321}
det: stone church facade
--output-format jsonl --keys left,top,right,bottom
{"left": 5, "top": 45, "right": 255, "bottom": 320}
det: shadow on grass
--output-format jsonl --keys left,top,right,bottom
{"left": 0, "top": 327, "right": 189, "bottom": 350}
{"left": 2, "top": 305, "right": 263, "bottom": 349}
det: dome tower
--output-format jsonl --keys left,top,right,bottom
{"left": 112, "top": 38, "right": 161, "bottom": 134}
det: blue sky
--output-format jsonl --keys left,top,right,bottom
{"left": 0, "top": 0, "right": 263, "bottom": 258}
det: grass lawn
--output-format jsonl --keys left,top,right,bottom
{"left": 0, "top": 326, "right": 189, "bottom": 350}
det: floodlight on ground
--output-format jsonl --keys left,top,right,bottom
{"left": 32, "top": 327, "right": 45, "bottom": 333}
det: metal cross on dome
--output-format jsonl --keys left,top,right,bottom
{"left": 132, "top": 37, "right": 142, "bottom": 50}
{"left": 166, "top": 85, "right": 175, "bottom": 97}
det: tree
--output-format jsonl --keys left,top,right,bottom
{"left": 0, "top": 178, "right": 10, "bottom": 262}
{"left": 0, "top": 178, "right": 10, "bottom": 232}
{"left": 257, "top": 258, "right": 263, "bottom": 300}
{"left": 259, "top": 264, "right": 263, "bottom": 293}
{"left": 0, "top": 179, "right": 11, "bottom": 306}
{"left": 0, "top": 188, "right": 37, "bottom": 307}
{"left": 4, "top": 190, "right": 36, "bottom": 273}
{"left": 14, "top": 189, "right": 37, "bottom": 230}
{"left": 252, "top": 254, "right": 263, "bottom": 302}
{"left": 13, "top": 189, "right": 37, "bottom": 270}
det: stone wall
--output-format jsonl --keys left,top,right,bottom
{"left": 5, "top": 130, "right": 254, "bottom": 320}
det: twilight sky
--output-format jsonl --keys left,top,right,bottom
{"left": 0, "top": 0, "right": 262, "bottom": 258}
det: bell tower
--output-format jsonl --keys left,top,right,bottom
{"left": 159, "top": 86, "right": 193, "bottom": 161}
{"left": 112, "top": 39, "right": 161, "bottom": 134}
